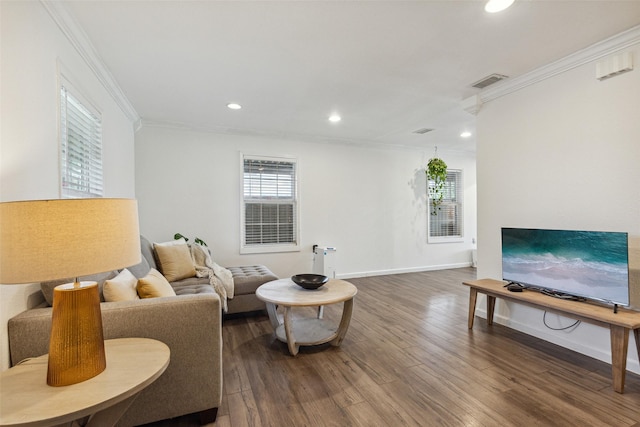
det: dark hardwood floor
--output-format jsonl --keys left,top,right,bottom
{"left": 146, "top": 268, "right": 640, "bottom": 427}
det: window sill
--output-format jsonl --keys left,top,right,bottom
{"left": 240, "top": 243, "right": 301, "bottom": 255}
{"left": 428, "top": 236, "right": 464, "bottom": 244}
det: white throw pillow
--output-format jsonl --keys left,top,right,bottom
{"left": 103, "top": 268, "right": 140, "bottom": 302}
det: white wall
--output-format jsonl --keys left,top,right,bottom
{"left": 135, "top": 126, "right": 477, "bottom": 279}
{"left": 476, "top": 43, "right": 640, "bottom": 373}
{"left": 0, "top": 1, "right": 136, "bottom": 370}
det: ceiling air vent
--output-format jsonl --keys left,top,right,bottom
{"left": 471, "top": 73, "right": 508, "bottom": 89}
{"left": 412, "top": 128, "right": 434, "bottom": 134}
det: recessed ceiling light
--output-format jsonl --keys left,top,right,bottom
{"left": 485, "top": 0, "right": 514, "bottom": 13}
{"left": 461, "top": 131, "right": 472, "bottom": 138}
{"left": 328, "top": 114, "right": 341, "bottom": 123}
{"left": 227, "top": 103, "right": 242, "bottom": 110}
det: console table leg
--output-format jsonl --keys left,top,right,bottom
{"left": 468, "top": 288, "right": 478, "bottom": 329}
{"left": 486, "top": 296, "right": 496, "bottom": 326}
{"left": 634, "top": 328, "right": 640, "bottom": 361}
{"left": 610, "top": 325, "right": 629, "bottom": 393}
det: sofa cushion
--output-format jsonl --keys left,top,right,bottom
{"left": 104, "top": 268, "right": 140, "bottom": 302}
{"left": 169, "top": 276, "right": 216, "bottom": 296}
{"left": 227, "top": 265, "right": 278, "bottom": 296}
{"left": 153, "top": 240, "right": 196, "bottom": 282}
{"left": 173, "top": 283, "right": 217, "bottom": 296}
{"left": 40, "top": 270, "right": 118, "bottom": 306}
{"left": 140, "top": 235, "right": 158, "bottom": 271}
{"left": 126, "top": 252, "right": 151, "bottom": 279}
{"left": 137, "top": 268, "right": 177, "bottom": 298}
{"left": 170, "top": 276, "right": 209, "bottom": 287}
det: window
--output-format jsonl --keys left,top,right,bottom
{"left": 241, "top": 155, "right": 299, "bottom": 253}
{"left": 428, "top": 169, "right": 463, "bottom": 242}
{"left": 60, "top": 84, "right": 103, "bottom": 198}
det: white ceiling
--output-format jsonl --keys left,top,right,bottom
{"left": 62, "top": 1, "right": 640, "bottom": 154}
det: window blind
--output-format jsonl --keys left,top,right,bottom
{"left": 428, "top": 170, "right": 463, "bottom": 239}
{"left": 243, "top": 157, "right": 297, "bottom": 246}
{"left": 60, "top": 85, "right": 103, "bottom": 198}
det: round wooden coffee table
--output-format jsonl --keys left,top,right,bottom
{"left": 256, "top": 278, "right": 357, "bottom": 356}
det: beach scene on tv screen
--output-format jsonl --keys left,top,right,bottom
{"left": 502, "top": 228, "right": 629, "bottom": 305}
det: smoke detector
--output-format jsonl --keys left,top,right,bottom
{"left": 471, "top": 73, "right": 508, "bottom": 89}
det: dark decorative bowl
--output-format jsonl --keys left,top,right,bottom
{"left": 291, "top": 274, "right": 329, "bottom": 290}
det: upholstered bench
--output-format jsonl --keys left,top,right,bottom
{"left": 226, "top": 265, "right": 278, "bottom": 314}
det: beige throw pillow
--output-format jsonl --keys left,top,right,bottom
{"left": 153, "top": 240, "right": 196, "bottom": 282}
{"left": 103, "top": 268, "right": 140, "bottom": 302}
{"left": 137, "top": 268, "right": 177, "bottom": 298}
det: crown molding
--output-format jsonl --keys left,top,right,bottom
{"left": 461, "top": 95, "right": 483, "bottom": 115}
{"left": 479, "top": 24, "right": 640, "bottom": 105}
{"left": 41, "top": 0, "right": 140, "bottom": 125}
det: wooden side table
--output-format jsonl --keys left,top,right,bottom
{"left": 256, "top": 278, "right": 357, "bottom": 356}
{"left": 0, "top": 338, "right": 170, "bottom": 427}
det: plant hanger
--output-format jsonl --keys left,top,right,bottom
{"left": 426, "top": 146, "right": 448, "bottom": 216}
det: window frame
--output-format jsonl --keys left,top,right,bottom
{"left": 240, "top": 153, "right": 300, "bottom": 254}
{"left": 427, "top": 169, "right": 464, "bottom": 243}
{"left": 58, "top": 72, "right": 103, "bottom": 199}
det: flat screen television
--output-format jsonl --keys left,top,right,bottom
{"left": 501, "top": 228, "right": 629, "bottom": 306}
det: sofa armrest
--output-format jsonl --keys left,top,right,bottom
{"left": 8, "top": 294, "right": 222, "bottom": 427}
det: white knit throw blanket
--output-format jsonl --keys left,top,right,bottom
{"left": 190, "top": 244, "right": 234, "bottom": 312}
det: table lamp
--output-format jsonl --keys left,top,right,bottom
{"left": 0, "top": 198, "right": 140, "bottom": 386}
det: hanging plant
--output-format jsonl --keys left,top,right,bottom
{"left": 426, "top": 151, "right": 448, "bottom": 216}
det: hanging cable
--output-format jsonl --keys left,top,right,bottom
{"left": 543, "top": 311, "right": 581, "bottom": 331}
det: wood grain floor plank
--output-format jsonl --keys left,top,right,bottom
{"left": 227, "top": 389, "right": 263, "bottom": 427}
{"left": 280, "top": 353, "right": 354, "bottom": 425}
{"left": 222, "top": 318, "right": 259, "bottom": 394}
{"left": 314, "top": 350, "right": 366, "bottom": 408}
{"left": 344, "top": 339, "right": 422, "bottom": 385}
{"left": 403, "top": 343, "right": 514, "bottom": 394}
{"left": 343, "top": 401, "right": 388, "bottom": 427}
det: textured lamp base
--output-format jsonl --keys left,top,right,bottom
{"left": 48, "top": 281, "right": 106, "bottom": 386}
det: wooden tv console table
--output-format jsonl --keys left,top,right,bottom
{"left": 463, "top": 278, "right": 640, "bottom": 394}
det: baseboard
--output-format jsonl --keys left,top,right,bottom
{"left": 475, "top": 308, "right": 640, "bottom": 375}
{"left": 336, "top": 262, "right": 473, "bottom": 280}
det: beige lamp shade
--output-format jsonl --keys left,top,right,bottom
{"left": 0, "top": 198, "right": 141, "bottom": 284}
